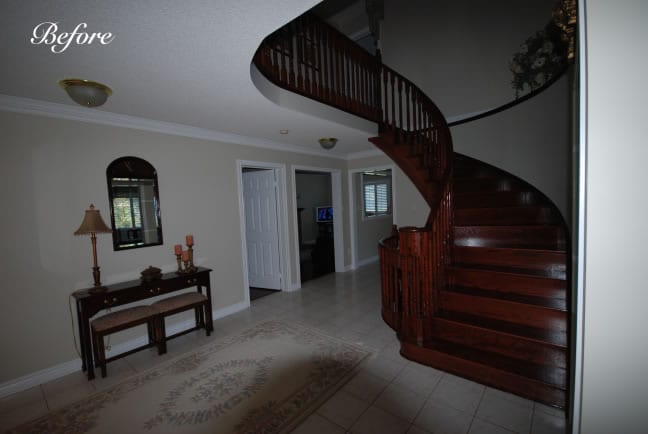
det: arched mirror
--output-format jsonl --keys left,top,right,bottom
{"left": 106, "top": 156, "right": 163, "bottom": 250}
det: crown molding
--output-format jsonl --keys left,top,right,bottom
{"left": 0, "top": 94, "right": 350, "bottom": 160}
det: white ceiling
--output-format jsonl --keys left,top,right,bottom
{"left": 0, "top": 0, "right": 379, "bottom": 159}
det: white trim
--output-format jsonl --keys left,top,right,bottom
{"left": 356, "top": 255, "right": 379, "bottom": 268}
{"left": 347, "top": 165, "right": 396, "bottom": 270}
{"left": 236, "top": 161, "right": 292, "bottom": 296}
{"left": 292, "top": 165, "right": 345, "bottom": 287}
{"left": 0, "top": 300, "right": 249, "bottom": 399}
{"left": 0, "top": 94, "right": 352, "bottom": 160}
{"left": 571, "top": 1, "right": 587, "bottom": 432}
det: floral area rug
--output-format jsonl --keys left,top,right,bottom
{"left": 9, "top": 320, "right": 370, "bottom": 434}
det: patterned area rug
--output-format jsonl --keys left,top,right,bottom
{"left": 10, "top": 320, "right": 370, "bottom": 434}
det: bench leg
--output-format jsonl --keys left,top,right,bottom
{"left": 204, "top": 302, "right": 213, "bottom": 335}
{"left": 156, "top": 317, "right": 167, "bottom": 355}
{"left": 93, "top": 332, "right": 108, "bottom": 378}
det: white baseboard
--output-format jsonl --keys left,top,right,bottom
{"left": 356, "top": 255, "right": 379, "bottom": 268}
{"left": 0, "top": 301, "right": 250, "bottom": 399}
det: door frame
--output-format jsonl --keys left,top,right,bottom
{"left": 237, "top": 160, "right": 291, "bottom": 305}
{"left": 348, "top": 164, "right": 397, "bottom": 270}
{"left": 292, "top": 165, "right": 345, "bottom": 289}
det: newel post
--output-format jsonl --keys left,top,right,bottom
{"left": 397, "top": 226, "right": 431, "bottom": 345}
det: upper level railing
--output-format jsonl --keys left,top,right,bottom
{"left": 254, "top": 13, "right": 381, "bottom": 123}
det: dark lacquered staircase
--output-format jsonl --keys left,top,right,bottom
{"left": 441, "top": 153, "right": 569, "bottom": 407}
{"left": 254, "top": 9, "right": 572, "bottom": 410}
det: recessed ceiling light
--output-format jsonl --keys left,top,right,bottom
{"left": 279, "top": 129, "right": 289, "bottom": 134}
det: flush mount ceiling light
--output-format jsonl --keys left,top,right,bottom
{"left": 318, "top": 137, "right": 338, "bottom": 150}
{"left": 59, "top": 78, "right": 112, "bottom": 107}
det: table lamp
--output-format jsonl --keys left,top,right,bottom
{"left": 74, "top": 204, "right": 113, "bottom": 290}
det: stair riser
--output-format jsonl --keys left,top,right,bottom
{"left": 431, "top": 318, "right": 567, "bottom": 368}
{"left": 453, "top": 246, "right": 567, "bottom": 279}
{"left": 440, "top": 291, "right": 567, "bottom": 332}
{"left": 455, "top": 191, "right": 537, "bottom": 208}
{"left": 455, "top": 207, "right": 557, "bottom": 226}
{"left": 448, "top": 268, "right": 566, "bottom": 301}
{"left": 400, "top": 341, "right": 566, "bottom": 408}
{"left": 453, "top": 177, "right": 523, "bottom": 193}
{"left": 454, "top": 226, "right": 565, "bottom": 250}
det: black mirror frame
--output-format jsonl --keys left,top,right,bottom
{"left": 106, "top": 156, "right": 163, "bottom": 251}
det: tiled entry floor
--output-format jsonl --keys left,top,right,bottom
{"left": 0, "top": 263, "right": 567, "bottom": 433}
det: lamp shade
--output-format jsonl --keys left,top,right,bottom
{"left": 59, "top": 79, "right": 112, "bottom": 108}
{"left": 74, "top": 204, "right": 113, "bottom": 235}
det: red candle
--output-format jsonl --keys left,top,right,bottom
{"left": 186, "top": 234, "right": 194, "bottom": 246}
{"left": 174, "top": 244, "right": 182, "bottom": 255}
{"left": 182, "top": 250, "right": 189, "bottom": 261}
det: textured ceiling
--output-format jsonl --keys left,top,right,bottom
{"left": 0, "top": 0, "right": 379, "bottom": 158}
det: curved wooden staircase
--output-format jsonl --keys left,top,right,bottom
{"left": 253, "top": 9, "right": 573, "bottom": 410}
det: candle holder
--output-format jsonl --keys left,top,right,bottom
{"left": 175, "top": 253, "right": 184, "bottom": 274}
{"left": 187, "top": 245, "right": 196, "bottom": 271}
{"left": 174, "top": 239, "right": 197, "bottom": 274}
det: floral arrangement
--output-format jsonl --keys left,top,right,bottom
{"left": 509, "top": 22, "right": 569, "bottom": 98}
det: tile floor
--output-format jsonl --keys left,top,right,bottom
{"left": 0, "top": 264, "right": 568, "bottom": 433}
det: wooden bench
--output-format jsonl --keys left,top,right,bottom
{"left": 90, "top": 305, "right": 159, "bottom": 378}
{"left": 151, "top": 292, "right": 213, "bottom": 354}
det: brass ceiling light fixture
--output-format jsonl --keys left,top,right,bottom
{"left": 318, "top": 137, "right": 338, "bottom": 150}
{"left": 59, "top": 78, "right": 112, "bottom": 107}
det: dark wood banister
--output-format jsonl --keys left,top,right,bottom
{"left": 254, "top": 12, "right": 453, "bottom": 346}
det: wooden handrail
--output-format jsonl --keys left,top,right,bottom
{"left": 254, "top": 12, "right": 454, "bottom": 345}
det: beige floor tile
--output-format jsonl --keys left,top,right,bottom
{"left": 469, "top": 417, "right": 517, "bottom": 434}
{"left": 414, "top": 400, "right": 474, "bottom": 434}
{"left": 428, "top": 373, "right": 486, "bottom": 415}
{"left": 350, "top": 405, "right": 411, "bottom": 434}
{"left": 0, "top": 386, "right": 48, "bottom": 432}
{"left": 531, "top": 409, "right": 567, "bottom": 434}
{"left": 341, "top": 370, "right": 389, "bottom": 403}
{"left": 40, "top": 370, "right": 95, "bottom": 411}
{"left": 374, "top": 382, "right": 427, "bottom": 422}
{"left": 392, "top": 363, "right": 443, "bottom": 397}
{"left": 476, "top": 388, "right": 534, "bottom": 433}
{"left": 290, "top": 412, "right": 346, "bottom": 434}
{"left": 406, "top": 425, "right": 432, "bottom": 434}
{"left": 360, "top": 353, "right": 407, "bottom": 382}
{"left": 316, "top": 390, "right": 370, "bottom": 429}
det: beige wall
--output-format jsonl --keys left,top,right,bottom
{"left": 0, "top": 110, "right": 347, "bottom": 383}
{"left": 381, "top": 0, "right": 572, "bottom": 222}
{"left": 347, "top": 154, "right": 430, "bottom": 229}
{"left": 352, "top": 172, "right": 394, "bottom": 263}
{"left": 451, "top": 75, "right": 571, "bottom": 220}
{"left": 382, "top": 0, "right": 556, "bottom": 117}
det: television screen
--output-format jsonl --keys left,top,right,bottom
{"left": 316, "top": 206, "right": 333, "bottom": 223}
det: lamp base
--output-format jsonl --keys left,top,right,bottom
{"left": 88, "top": 285, "right": 108, "bottom": 293}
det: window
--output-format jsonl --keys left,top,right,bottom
{"left": 362, "top": 170, "right": 392, "bottom": 218}
{"left": 111, "top": 183, "right": 142, "bottom": 229}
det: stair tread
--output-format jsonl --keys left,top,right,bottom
{"left": 425, "top": 339, "right": 567, "bottom": 388}
{"left": 446, "top": 285, "right": 566, "bottom": 310}
{"left": 438, "top": 311, "right": 567, "bottom": 347}
{"left": 454, "top": 225, "right": 567, "bottom": 250}
{"left": 452, "top": 245, "right": 567, "bottom": 269}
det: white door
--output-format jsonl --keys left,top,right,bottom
{"left": 243, "top": 169, "right": 282, "bottom": 289}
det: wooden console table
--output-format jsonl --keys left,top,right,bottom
{"left": 72, "top": 267, "right": 212, "bottom": 379}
